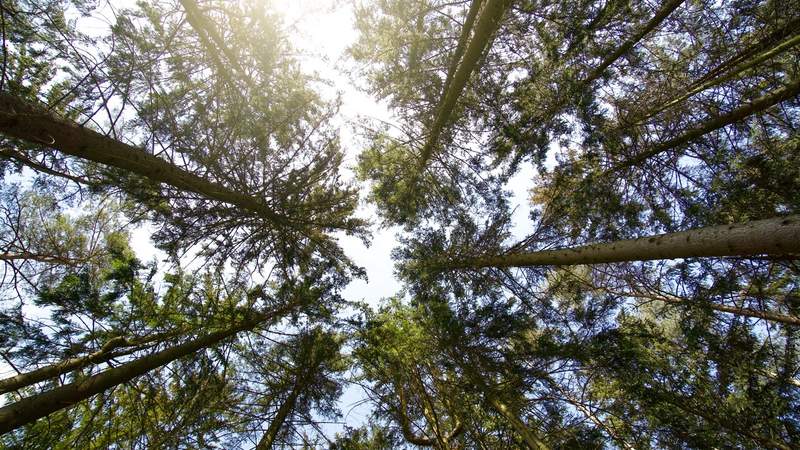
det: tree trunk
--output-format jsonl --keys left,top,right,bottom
{"left": 559, "top": 269, "right": 800, "bottom": 327}
{"left": 690, "top": 17, "right": 800, "bottom": 87}
{"left": 486, "top": 397, "right": 548, "bottom": 450}
{"left": 628, "top": 289, "right": 800, "bottom": 326}
{"left": 583, "top": 0, "right": 685, "bottom": 85}
{"left": 636, "top": 32, "right": 800, "bottom": 123}
{"left": 437, "top": 215, "right": 800, "bottom": 270}
{"left": 417, "top": 0, "right": 511, "bottom": 172}
{"left": 0, "top": 94, "right": 287, "bottom": 226}
{"left": 178, "top": 0, "right": 253, "bottom": 88}
{"left": 255, "top": 383, "right": 302, "bottom": 450}
{"left": 440, "top": 0, "right": 484, "bottom": 98}
{"left": 0, "top": 308, "right": 287, "bottom": 434}
{"left": 525, "top": 0, "right": 683, "bottom": 137}
{"left": 610, "top": 77, "right": 800, "bottom": 173}
{"left": 0, "top": 329, "right": 186, "bottom": 395}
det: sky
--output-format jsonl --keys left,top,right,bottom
{"left": 1, "top": 0, "right": 537, "bottom": 441}
{"left": 114, "top": 0, "right": 538, "bottom": 439}
{"left": 243, "top": 0, "right": 538, "bottom": 438}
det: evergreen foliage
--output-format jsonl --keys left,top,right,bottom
{"left": 0, "top": 0, "right": 798, "bottom": 448}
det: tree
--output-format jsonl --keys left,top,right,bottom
{"left": 433, "top": 214, "right": 800, "bottom": 270}
{"left": 2, "top": 0, "right": 800, "bottom": 447}
{"left": 0, "top": 0, "right": 367, "bottom": 273}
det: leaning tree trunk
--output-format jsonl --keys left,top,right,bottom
{"left": 436, "top": 215, "right": 800, "bottom": 270}
{"left": 416, "top": 0, "right": 511, "bottom": 172}
{"left": 636, "top": 32, "right": 800, "bottom": 123}
{"left": 487, "top": 397, "right": 549, "bottom": 450}
{"left": 459, "top": 361, "right": 548, "bottom": 449}
{"left": 582, "top": 0, "right": 685, "bottom": 85}
{"left": 535, "top": 0, "right": 684, "bottom": 125}
{"left": 178, "top": 0, "right": 253, "bottom": 88}
{"left": 0, "top": 328, "right": 186, "bottom": 395}
{"left": 0, "top": 94, "right": 288, "bottom": 227}
{"left": 0, "top": 306, "right": 289, "bottom": 434}
{"left": 255, "top": 382, "right": 303, "bottom": 450}
{"left": 690, "top": 16, "right": 800, "bottom": 88}
{"left": 610, "top": 77, "right": 800, "bottom": 173}
{"left": 439, "top": 0, "right": 484, "bottom": 103}
{"left": 254, "top": 331, "right": 331, "bottom": 450}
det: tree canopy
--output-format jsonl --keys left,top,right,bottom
{"left": 1, "top": 0, "right": 798, "bottom": 448}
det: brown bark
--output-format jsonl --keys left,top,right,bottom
{"left": 437, "top": 215, "right": 800, "bottom": 270}
{"left": 0, "top": 94, "right": 288, "bottom": 226}
{"left": 0, "top": 329, "right": 187, "bottom": 395}
{"left": 397, "top": 381, "right": 437, "bottom": 446}
{"left": 0, "top": 251, "right": 83, "bottom": 264}
{"left": 0, "top": 306, "right": 289, "bottom": 434}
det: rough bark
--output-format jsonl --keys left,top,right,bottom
{"left": 437, "top": 215, "right": 800, "bottom": 270}
{"left": 0, "top": 307, "right": 288, "bottom": 434}
{"left": 0, "top": 94, "right": 288, "bottom": 226}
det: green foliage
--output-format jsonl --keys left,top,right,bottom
{"left": 2, "top": 0, "right": 800, "bottom": 448}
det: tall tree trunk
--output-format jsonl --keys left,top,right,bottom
{"left": 583, "top": 0, "right": 685, "bottom": 85}
{"left": 486, "top": 397, "right": 548, "bottom": 450}
{"left": 436, "top": 215, "right": 800, "bottom": 270}
{"left": 440, "top": 0, "right": 484, "bottom": 98}
{"left": 625, "top": 289, "right": 800, "bottom": 326}
{"left": 416, "top": 0, "right": 511, "bottom": 172}
{"left": 178, "top": 0, "right": 253, "bottom": 88}
{"left": 255, "top": 331, "right": 332, "bottom": 449}
{"left": 690, "top": 17, "right": 800, "bottom": 87}
{"left": 0, "top": 94, "right": 288, "bottom": 226}
{"left": 560, "top": 269, "right": 800, "bottom": 327}
{"left": 635, "top": 32, "right": 800, "bottom": 123}
{"left": 528, "top": 0, "right": 684, "bottom": 134}
{"left": 610, "top": 77, "right": 800, "bottom": 173}
{"left": 396, "top": 381, "right": 438, "bottom": 447}
{"left": 255, "top": 383, "right": 302, "bottom": 450}
{"left": 644, "top": 387, "right": 792, "bottom": 450}
{"left": 0, "top": 329, "right": 186, "bottom": 395}
{"left": 0, "top": 307, "right": 288, "bottom": 434}
{"left": 456, "top": 359, "right": 547, "bottom": 449}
